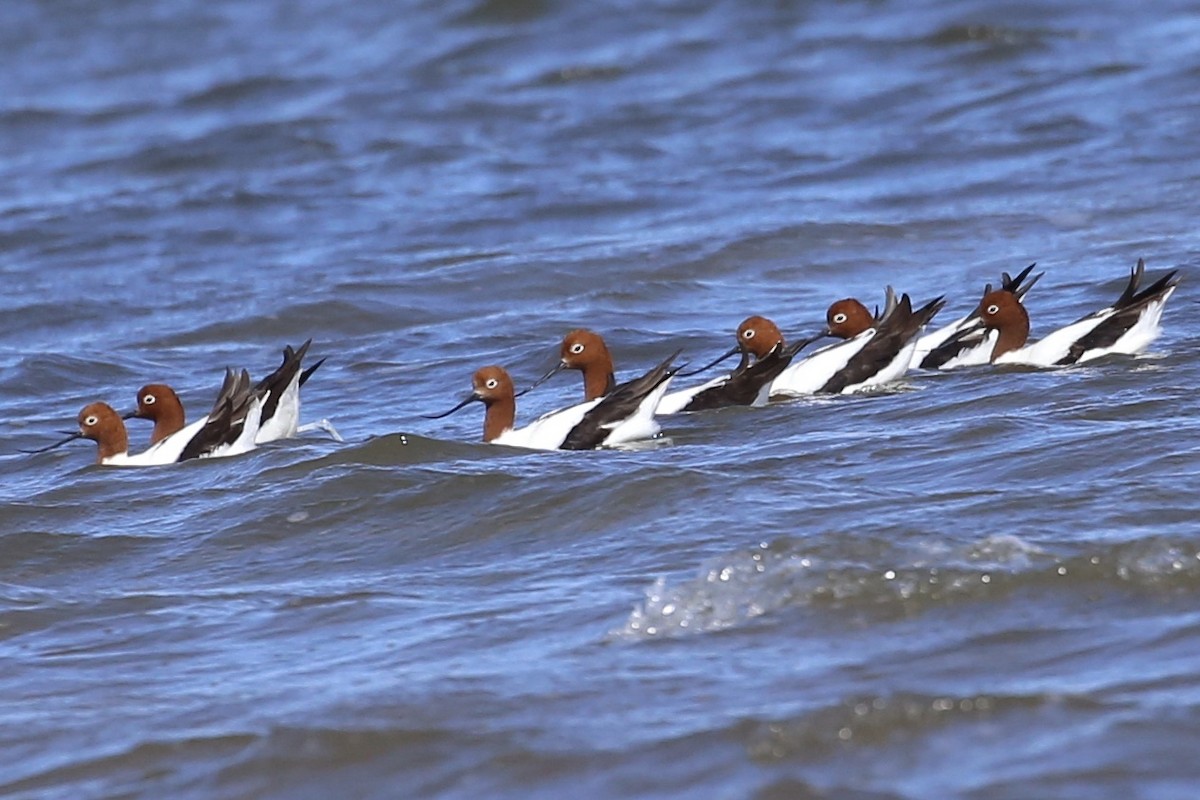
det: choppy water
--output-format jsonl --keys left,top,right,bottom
{"left": 3, "top": 0, "right": 1200, "bottom": 797}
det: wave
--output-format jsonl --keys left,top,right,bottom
{"left": 614, "top": 533, "right": 1200, "bottom": 640}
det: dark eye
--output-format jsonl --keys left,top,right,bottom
{"left": 742, "top": 329, "right": 755, "bottom": 339}
{"left": 84, "top": 415, "right": 98, "bottom": 427}
{"left": 986, "top": 304, "right": 999, "bottom": 315}
{"left": 485, "top": 378, "right": 498, "bottom": 389}
{"left": 833, "top": 312, "right": 847, "bottom": 324}
{"left": 143, "top": 394, "right": 156, "bottom": 405}
{"left": 569, "top": 343, "right": 585, "bottom": 354}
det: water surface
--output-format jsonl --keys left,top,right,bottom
{"left": 3, "top": 0, "right": 1200, "bottom": 797}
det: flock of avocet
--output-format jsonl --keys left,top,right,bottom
{"left": 26, "top": 341, "right": 340, "bottom": 465}
{"left": 28, "top": 259, "right": 1179, "bottom": 465}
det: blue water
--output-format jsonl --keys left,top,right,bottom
{"left": 3, "top": 1, "right": 1200, "bottom": 797}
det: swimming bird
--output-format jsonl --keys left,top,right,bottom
{"left": 977, "top": 258, "right": 1179, "bottom": 366}
{"left": 916, "top": 263, "right": 1043, "bottom": 370}
{"left": 529, "top": 329, "right": 682, "bottom": 429}
{"left": 657, "top": 316, "right": 820, "bottom": 414}
{"left": 25, "top": 369, "right": 264, "bottom": 466}
{"left": 770, "top": 291, "right": 944, "bottom": 396}
{"left": 125, "top": 339, "right": 326, "bottom": 445}
{"left": 427, "top": 356, "right": 678, "bottom": 450}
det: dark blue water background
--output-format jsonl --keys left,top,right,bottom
{"left": 3, "top": 1, "right": 1200, "bottom": 797}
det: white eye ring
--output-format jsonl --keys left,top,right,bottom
{"left": 143, "top": 394, "right": 156, "bottom": 405}
{"left": 84, "top": 415, "right": 98, "bottom": 427}
{"left": 485, "top": 378, "right": 498, "bottom": 389}
{"left": 986, "top": 304, "right": 1000, "bottom": 315}
{"left": 742, "top": 329, "right": 755, "bottom": 339}
{"left": 833, "top": 312, "right": 847, "bottom": 324}
{"left": 569, "top": 343, "right": 585, "bottom": 354}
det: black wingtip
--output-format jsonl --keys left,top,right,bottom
{"left": 650, "top": 348, "right": 685, "bottom": 381}
{"left": 1115, "top": 259, "right": 1146, "bottom": 306}
{"left": 1116, "top": 259, "right": 1179, "bottom": 308}
{"left": 875, "top": 286, "right": 899, "bottom": 322}
{"left": 917, "top": 294, "right": 947, "bottom": 317}
{"left": 289, "top": 339, "right": 313, "bottom": 364}
{"left": 1016, "top": 270, "right": 1045, "bottom": 301}
{"left": 1002, "top": 262, "right": 1038, "bottom": 292}
{"left": 299, "top": 357, "right": 326, "bottom": 387}
{"left": 1132, "top": 267, "right": 1180, "bottom": 305}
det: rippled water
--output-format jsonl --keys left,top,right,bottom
{"left": 4, "top": 0, "right": 1200, "bottom": 797}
